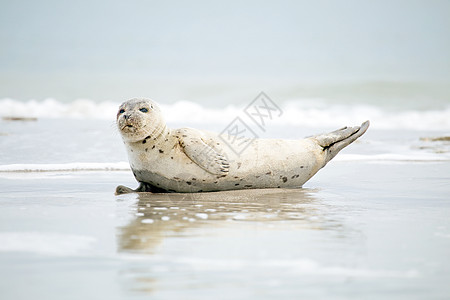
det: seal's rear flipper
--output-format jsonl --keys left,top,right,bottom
{"left": 313, "top": 120, "right": 370, "bottom": 164}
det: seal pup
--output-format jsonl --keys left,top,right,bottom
{"left": 116, "top": 98, "right": 369, "bottom": 194}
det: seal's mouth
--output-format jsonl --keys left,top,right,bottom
{"left": 121, "top": 124, "right": 134, "bottom": 131}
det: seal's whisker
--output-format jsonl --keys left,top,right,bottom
{"left": 110, "top": 120, "right": 123, "bottom": 138}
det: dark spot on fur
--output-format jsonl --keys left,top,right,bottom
{"left": 171, "top": 156, "right": 174, "bottom": 159}
{"left": 291, "top": 174, "right": 300, "bottom": 179}
{"left": 266, "top": 171, "right": 272, "bottom": 175}
{"left": 237, "top": 162, "right": 242, "bottom": 169}
{"left": 142, "top": 139, "right": 146, "bottom": 144}
{"left": 152, "top": 145, "right": 156, "bottom": 149}
{"left": 173, "top": 177, "right": 180, "bottom": 180}
{"left": 186, "top": 181, "right": 192, "bottom": 185}
{"left": 277, "top": 186, "right": 281, "bottom": 188}
{"left": 145, "top": 148, "right": 148, "bottom": 152}
{"left": 130, "top": 149, "right": 134, "bottom": 152}
{"left": 159, "top": 149, "right": 164, "bottom": 153}
{"left": 255, "top": 175, "right": 260, "bottom": 178}
{"left": 165, "top": 138, "right": 168, "bottom": 141}
{"left": 214, "top": 181, "right": 218, "bottom": 184}
{"left": 182, "top": 135, "right": 187, "bottom": 137}
{"left": 234, "top": 176, "right": 239, "bottom": 179}
{"left": 191, "top": 178, "right": 196, "bottom": 181}
{"left": 244, "top": 184, "right": 253, "bottom": 188}
{"left": 300, "top": 166, "right": 304, "bottom": 168}
{"left": 198, "top": 190, "right": 203, "bottom": 192}
{"left": 145, "top": 136, "right": 151, "bottom": 140}
{"left": 282, "top": 176, "right": 288, "bottom": 183}
{"left": 235, "top": 183, "right": 240, "bottom": 186}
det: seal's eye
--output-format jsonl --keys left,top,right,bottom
{"left": 140, "top": 108, "right": 148, "bottom": 113}
{"left": 119, "top": 109, "right": 125, "bottom": 114}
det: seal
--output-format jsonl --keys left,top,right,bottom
{"left": 115, "top": 98, "right": 369, "bottom": 194}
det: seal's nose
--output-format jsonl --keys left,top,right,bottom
{"left": 124, "top": 114, "right": 129, "bottom": 120}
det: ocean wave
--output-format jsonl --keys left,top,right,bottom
{"left": 336, "top": 153, "right": 450, "bottom": 162}
{"left": 0, "top": 232, "right": 96, "bottom": 256}
{"left": 1, "top": 98, "right": 450, "bottom": 131}
{"left": 0, "top": 98, "right": 119, "bottom": 120}
{"left": 132, "top": 256, "right": 419, "bottom": 278}
{"left": 0, "top": 162, "right": 131, "bottom": 172}
{"left": 0, "top": 153, "right": 448, "bottom": 174}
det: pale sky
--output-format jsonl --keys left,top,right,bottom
{"left": 1, "top": 0, "right": 449, "bottom": 100}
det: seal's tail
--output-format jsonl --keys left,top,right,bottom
{"left": 313, "top": 120, "right": 370, "bottom": 164}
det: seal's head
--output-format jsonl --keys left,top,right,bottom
{"left": 117, "top": 98, "right": 166, "bottom": 143}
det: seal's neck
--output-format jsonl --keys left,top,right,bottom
{"left": 153, "top": 124, "right": 171, "bottom": 142}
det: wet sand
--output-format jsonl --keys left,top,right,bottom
{"left": 0, "top": 161, "right": 449, "bottom": 299}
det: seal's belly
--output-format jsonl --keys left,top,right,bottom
{"left": 130, "top": 144, "right": 322, "bottom": 193}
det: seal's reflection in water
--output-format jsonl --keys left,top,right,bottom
{"left": 117, "top": 188, "right": 341, "bottom": 254}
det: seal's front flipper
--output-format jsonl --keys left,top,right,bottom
{"left": 177, "top": 128, "right": 230, "bottom": 176}
{"left": 313, "top": 120, "right": 370, "bottom": 164}
{"left": 115, "top": 182, "right": 163, "bottom": 195}
{"left": 115, "top": 185, "right": 136, "bottom": 195}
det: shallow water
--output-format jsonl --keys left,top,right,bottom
{"left": 1, "top": 118, "right": 449, "bottom": 167}
{"left": 1, "top": 115, "right": 450, "bottom": 299}
{"left": 0, "top": 159, "right": 449, "bottom": 299}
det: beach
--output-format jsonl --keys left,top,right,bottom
{"left": 1, "top": 1, "right": 450, "bottom": 298}
{"left": 0, "top": 116, "right": 449, "bottom": 299}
